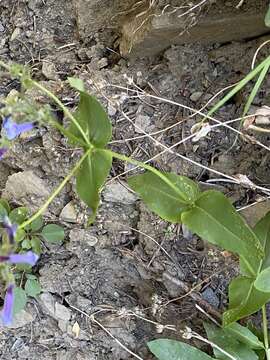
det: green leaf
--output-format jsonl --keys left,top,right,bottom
{"left": 76, "top": 149, "right": 112, "bottom": 224}
{"left": 182, "top": 191, "right": 263, "bottom": 276}
{"left": 0, "top": 202, "right": 8, "bottom": 221}
{"left": 243, "top": 61, "right": 270, "bottom": 118}
{"left": 9, "top": 207, "right": 29, "bottom": 224}
{"left": 41, "top": 224, "right": 65, "bottom": 244}
{"left": 223, "top": 276, "right": 270, "bottom": 326}
{"left": 29, "top": 216, "right": 44, "bottom": 232}
{"left": 226, "top": 322, "right": 264, "bottom": 350}
{"left": 13, "top": 287, "right": 27, "bottom": 315}
{"left": 25, "top": 279, "right": 42, "bottom": 297}
{"left": 148, "top": 339, "right": 214, "bottom": 360}
{"left": 70, "top": 92, "right": 112, "bottom": 147}
{"left": 128, "top": 172, "right": 200, "bottom": 223}
{"left": 253, "top": 211, "right": 270, "bottom": 271}
{"left": 25, "top": 274, "right": 37, "bottom": 280}
{"left": 0, "top": 198, "right": 10, "bottom": 213}
{"left": 204, "top": 323, "right": 259, "bottom": 360}
{"left": 265, "top": 5, "right": 270, "bottom": 27}
{"left": 254, "top": 267, "right": 270, "bottom": 292}
{"left": 15, "top": 229, "right": 26, "bottom": 243}
{"left": 30, "top": 236, "right": 42, "bottom": 254}
{"left": 68, "top": 77, "right": 85, "bottom": 92}
{"left": 21, "top": 238, "right": 32, "bottom": 250}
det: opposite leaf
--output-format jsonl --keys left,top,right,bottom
{"left": 76, "top": 149, "right": 112, "bottom": 224}
{"left": 182, "top": 191, "right": 263, "bottom": 276}
{"left": 254, "top": 267, "right": 270, "bottom": 292}
{"left": 148, "top": 339, "right": 214, "bottom": 360}
{"left": 70, "top": 91, "right": 112, "bottom": 147}
{"left": 226, "top": 322, "right": 264, "bottom": 350}
{"left": 128, "top": 171, "right": 200, "bottom": 223}
{"left": 41, "top": 224, "right": 65, "bottom": 244}
{"left": 204, "top": 323, "right": 258, "bottom": 360}
{"left": 13, "top": 287, "right": 27, "bottom": 316}
{"left": 25, "top": 279, "right": 42, "bottom": 297}
{"left": 223, "top": 276, "right": 270, "bottom": 326}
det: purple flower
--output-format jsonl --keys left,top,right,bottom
{"left": 2, "top": 217, "right": 17, "bottom": 243}
{"left": 1, "top": 284, "right": 14, "bottom": 326}
{"left": 0, "top": 251, "right": 39, "bottom": 266}
{"left": 3, "top": 116, "right": 34, "bottom": 140}
{"left": 0, "top": 147, "right": 8, "bottom": 159}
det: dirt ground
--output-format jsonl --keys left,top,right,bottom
{"left": 0, "top": 1, "right": 270, "bottom": 359}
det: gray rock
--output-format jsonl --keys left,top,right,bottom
{"left": 0, "top": 22, "right": 5, "bottom": 32}
{"left": 69, "top": 229, "right": 98, "bottom": 246}
{"left": 201, "top": 287, "right": 219, "bottom": 308}
{"left": 39, "top": 293, "right": 71, "bottom": 321}
{"left": 39, "top": 292, "right": 56, "bottom": 317}
{"left": 134, "top": 114, "right": 151, "bottom": 134}
{"left": 103, "top": 182, "right": 138, "bottom": 204}
{"left": 55, "top": 303, "right": 71, "bottom": 321}
{"left": 190, "top": 91, "right": 203, "bottom": 102}
{"left": 7, "top": 310, "right": 34, "bottom": 329}
{"left": 3, "top": 170, "right": 50, "bottom": 211}
{"left": 42, "top": 61, "right": 59, "bottom": 80}
{"left": 60, "top": 202, "right": 78, "bottom": 223}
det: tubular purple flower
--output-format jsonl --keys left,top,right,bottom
{"left": 3, "top": 116, "right": 34, "bottom": 140}
{"left": 0, "top": 147, "right": 8, "bottom": 159}
{"left": 1, "top": 284, "right": 14, "bottom": 326}
{"left": 0, "top": 251, "right": 39, "bottom": 266}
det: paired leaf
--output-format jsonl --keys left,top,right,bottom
{"left": 13, "top": 287, "right": 27, "bottom": 315}
{"left": 204, "top": 323, "right": 259, "bottom": 360}
{"left": 225, "top": 322, "right": 264, "bottom": 350}
{"left": 29, "top": 216, "right": 44, "bottom": 232}
{"left": 68, "top": 77, "right": 85, "bottom": 92}
{"left": 182, "top": 191, "right": 263, "bottom": 276}
{"left": 128, "top": 171, "right": 200, "bottom": 223}
{"left": 148, "top": 339, "right": 214, "bottom": 360}
{"left": 31, "top": 236, "right": 42, "bottom": 254}
{"left": 9, "top": 207, "right": 28, "bottom": 225}
{"left": 76, "top": 149, "right": 112, "bottom": 224}
{"left": 254, "top": 267, "right": 270, "bottom": 292}
{"left": 69, "top": 91, "right": 112, "bottom": 147}
{"left": 25, "top": 279, "right": 42, "bottom": 297}
{"left": 0, "top": 198, "right": 10, "bottom": 214}
{"left": 41, "top": 224, "right": 65, "bottom": 244}
{"left": 223, "top": 276, "right": 270, "bottom": 326}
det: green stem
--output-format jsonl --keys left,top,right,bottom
{"left": 106, "top": 149, "right": 188, "bottom": 201}
{"left": 19, "top": 149, "right": 91, "bottom": 229}
{"left": 262, "top": 305, "right": 270, "bottom": 360}
{"left": 31, "top": 80, "right": 91, "bottom": 147}
{"left": 205, "top": 55, "right": 270, "bottom": 121}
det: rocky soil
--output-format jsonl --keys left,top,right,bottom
{"left": 0, "top": 0, "right": 270, "bottom": 359}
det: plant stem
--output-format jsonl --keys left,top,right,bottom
{"left": 19, "top": 149, "right": 91, "bottom": 229}
{"left": 0, "top": 59, "right": 91, "bottom": 148}
{"left": 106, "top": 149, "right": 190, "bottom": 202}
{"left": 31, "top": 80, "right": 91, "bottom": 147}
{"left": 262, "top": 305, "right": 270, "bottom": 360}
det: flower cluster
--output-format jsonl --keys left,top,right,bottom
{"left": 0, "top": 116, "right": 34, "bottom": 159}
{"left": 0, "top": 216, "right": 39, "bottom": 326}
{"left": 0, "top": 116, "right": 38, "bottom": 326}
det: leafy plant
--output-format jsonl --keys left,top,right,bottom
{"left": 0, "top": 57, "right": 270, "bottom": 360}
